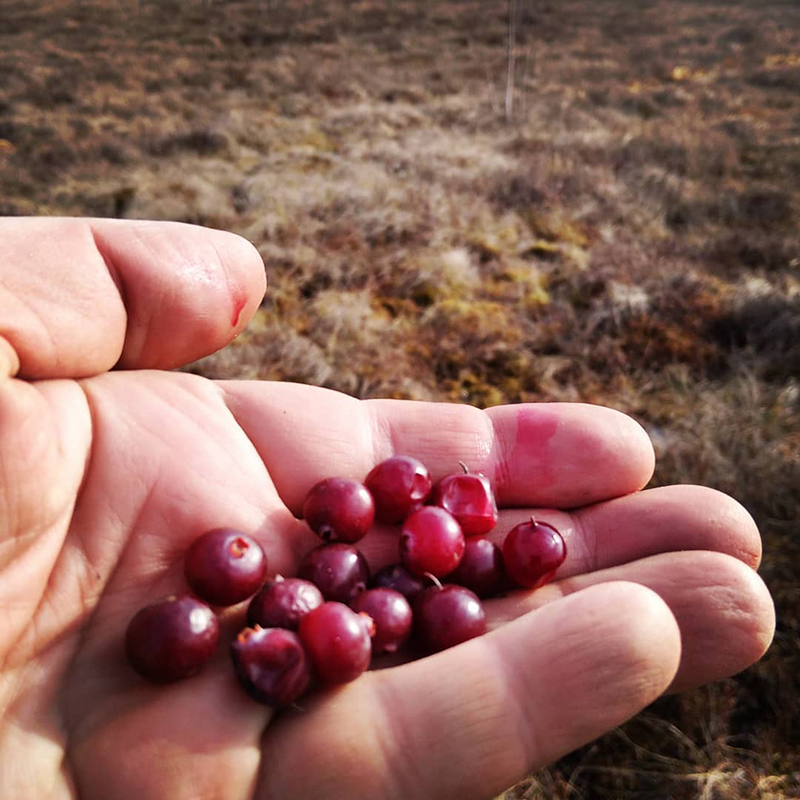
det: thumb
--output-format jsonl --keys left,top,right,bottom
{"left": 0, "top": 217, "right": 266, "bottom": 379}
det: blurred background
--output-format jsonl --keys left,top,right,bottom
{"left": 1, "top": 0, "right": 797, "bottom": 796}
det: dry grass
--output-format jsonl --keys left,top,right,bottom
{"left": 2, "top": 0, "right": 798, "bottom": 796}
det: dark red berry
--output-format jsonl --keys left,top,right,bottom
{"left": 302, "top": 477, "right": 375, "bottom": 543}
{"left": 446, "top": 537, "right": 505, "bottom": 598}
{"left": 184, "top": 527, "right": 267, "bottom": 607}
{"left": 351, "top": 588, "right": 413, "bottom": 655}
{"left": 298, "top": 543, "right": 370, "bottom": 604}
{"left": 431, "top": 464, "right": 498, "bottom": 536}
{"left": 247, "top": 576, "right": 324, "bottom": 631}
{"left": 364, "top": 455, "right": 432, "bottom": 523}
{"left": 125, "top": 595, "right": 219, "bottom": 683}
{"left": 414, "top": 584, "right": 487, "bottom": 653}
{"left": 231, "top": 626, "right": 311, "bottom": 707}
{"left": 298, "top": 602, "right": 374, "bottom": 684}
{"left": 399, "top": 506, "right": 465, "bottom": 578}
{"left": 371, "top": 563, "right": 427, "bottom": 603}
{"left": 503, "top": 519, "right": 567, "bottom": 589}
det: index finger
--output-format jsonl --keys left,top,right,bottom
{"left": 220, "top": 381, "right": 655, "bottom": 510}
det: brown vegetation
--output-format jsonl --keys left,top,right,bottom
{"left": 1, "top": 0, "right": 797, "bottom": 796}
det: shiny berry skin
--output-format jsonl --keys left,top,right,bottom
{"left": 364, "top": 455, "right": 432, "bottom": 523}
{"left": 371, "top": 563, "right": 427, "bottom": 603}
{"left": 302, "top": 477, "right": 375, "bottom": 543}
{"left": 125, "top": 595, "right": 219, "bottom": 683}
{"left": 503, "top": 519, "right": 567, "bottom": 589}
{"left": 298, "top": 602, "right": 374, "bottom": 684}
{"left": 431, "top": 465, "right": 498, "bottom": 536}
{"left": 247, "top": 576, "right": 324, "bottom": 631}
{"left": 399, "top": 506, "right": 465, "bottom": 578}
{"left": 184, "top": 528, "right": 267, "bottom": 607}
{"left": 298, "top": 543, "right": 370, "bottom": 604}
{"left": 351, "top": 588, "right": 413, "bottom": 655}
{"left": 231, "top": 626, "right": 311, "bottom": 707}
{"left": 446, "top": 537, "right": 505, "bottom": 598}
{"left": 414, "top": 585, "right": 487, "bottom": 653}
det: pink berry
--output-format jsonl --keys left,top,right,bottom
{"left": 503, "top": 519, "right": 567, "bottom": 589}
{"left": 399, "top": 506, "right": 465, "bottom": 578}
{"left": 298, "top": 543, "right": 370, "bottom": 604}
{"left": 184, "top": 527, "right": 267, "bottom": 607}
{"left": 431, "top": 463, "right": 498, "bottom": 536}
{"left": 371, "top": 563, "right": 427, "bottom": 603}
{"left": 414, "top": 584, "right": 487, "bottom": 653}
{"left": 231, "top": 626, "right": 310, "bottom": 707}
{"left": 446, "top": 537, "right": 505, "bottom": 598}
{"left": 351, "top": 588, "right": 413, "bottom": 655}
{"left": 125, "top": 595, "right": 219, "bottom": 683}
{"left": 247, "top": 576, "right": 324, "bottom": 631}
{"left": 364, "top": 455, "right": 432, "bottom": 523}
{"left": 302, "top": 477, "right": 375, "bottom": 543}
{"left": 298, "top": 602, "right": 374, "bottom": 684}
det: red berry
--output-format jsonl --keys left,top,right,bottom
{"left": 503, "top": 519, "right": 567, "bottom": 589}
{"left": 302, "top": 477, "right": 375, "bottom": 543}
{"left": 247, "top": 576, "right": 324, "bottom": 631}
{"left": 231, "top": 626, "right": 310, "bottom": 707}
{"left": 125, "top": 595, "right": 219, "bottom": 683}
{"left": 298, "top": 602, "right": 374, "bottom": 684}
{"left": 371, "top": 563, "right": 427, "bottom": 603}
{"left": 431, "top": 463, "right": 498, "bottom": 536}
{"left": 364, "top": 455, "right": 432, "bottom": 523}
{"left": 414, "top": 584, "right": 487, "bottom": 653}
{"left": 446, "top": 537, "right": 505, "bottom": 598}
{"left": 351, "top": 588, "right": 413, "bottom": 655}
{"left": 184, "top": 528, "right": 267, "bottom": 607}
{"left": 298, "top": 543, "right": 370, "bottom": 604}
{"left": 399, "top": 506, "right": 465, "bottom": 578}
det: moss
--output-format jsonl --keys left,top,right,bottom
{"left": 467, "top": 218, "right": 524, "bottom": 261}
{"left": 490, "top": 262, "right": 551, "bottom": 308}
{"left": 523, "top": 208, "right": 591, "bottom": 248}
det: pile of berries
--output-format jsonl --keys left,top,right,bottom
{"left": 125, "top": 456, "right": 567, "bottom": 708}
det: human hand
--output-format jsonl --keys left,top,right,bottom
{"left": 0, "top": 218, "right": 774, "bottom": 799}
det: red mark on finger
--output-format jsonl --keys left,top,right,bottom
{"left": 516, "top": 405, "right": 559, "bottom": 450}
{"left": 516, "top": 406, "right": 559, "bottom": 488}
{"left": 495, "top": 406, "right": 560, "bottom": 500}
{"left": 231, "top": 290, "right": 247, "bottom": 328}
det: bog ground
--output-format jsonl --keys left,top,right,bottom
{"left": 1, "top": 0, "right": 798, "bottom": 796}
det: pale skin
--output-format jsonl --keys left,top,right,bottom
{"left": 0, "top": 218, "right": 775, "bottom": 799}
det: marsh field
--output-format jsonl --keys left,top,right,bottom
{"left": 1, "top": 0, "right": 798, "bottom": 796}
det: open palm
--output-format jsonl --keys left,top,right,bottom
{"left": 0, "top": 219, "right": 774, "bottom": 800}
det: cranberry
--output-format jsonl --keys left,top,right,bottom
{"left": 351, "top": 588, "right": 413, "bottom": 655}
{"left": 298, "top": 543, "right": 370, "bottom": 604}
{"left": 399, "top": 506, "right": 465, "bottom": 578}
{"left": 247, "top": 576, "right": 324, "bottom": 631}
{"left": 184, "top": 527, "right": 267, "bottom": 607}
{"left": 125, "top": 595, "right": 219, "bottom": 683}
{"left": 230, "top": 626, "right": 310, "bottom": 707}
{"left": 371, "top": 563, "right": 427, "bottom": 603}
{"left": 298, "top": 602, "right": 374, "bottom": 684}
{"left": 414, "top": 584, "right": 487, "bottom": 653}
{"left": 364, "top": 455, "right": 432, "bottom": 523}
{"left": 302, "top": 477, "right": 375, "bottom": 543}
{"left": 431, "top": 463, "right": 498, "bottom": 536}
{"left": 446, "top": 537, "right": 505, "bottom": 598}
{"left": 503, "top": 518, "right": 567, "bottom": 589}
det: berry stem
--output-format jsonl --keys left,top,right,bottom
{"left": 423, "top": 572, "right": 444, "bottom": 590}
